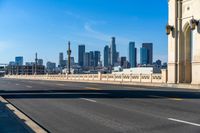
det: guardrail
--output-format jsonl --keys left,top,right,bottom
{"left": 4, "top": 69, "right": 168, "bottom": 84}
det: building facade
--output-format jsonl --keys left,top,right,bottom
{"left": 142, "top": 43, "right": 153, "bottom": 65}
{"left": 59, "top": 52, "right": 65, "bottom": 68}
{"left": 94, "top": 51, "right": 100, "bottom": 67}
{"left": 104, "top": 45, "right": 110, "bottom": 67}
{"left": 15, "top": 56, "right": 23, "bottom": 66}
{"left": 110, "top": 37, "right": 117, "bottom": 66}
{"left": 140, "top": 47, "right": 148, "bottom": 65}
{"left": 38, "top": 59, "right": 43, "bottom": 66}
{"left": 167, "top": 0, "right": 200, "bottom": 84}
{"left": 129, "top": 42, "right": 137, "bottom": 68}
{"left": 84, "top": 52, "right": 90, "bottom": 67}
{"left": 78, "top": 45, "right": 85, "bottom": 67}
{"left": 89, "top": 51, "right": 94, "bottom": 67}
{"left": 46, "top": 62, "right": 56, "bottom": 73}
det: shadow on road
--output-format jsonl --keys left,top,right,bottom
{"left": 0, "top": 100, "right": 34, "bottom": 133}
{"left": 1, "top": 89, "right": 200, "bottom": 99}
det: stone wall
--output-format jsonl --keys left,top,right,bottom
{"left": 4, "top": 69, "right": 168, "bottom": 84}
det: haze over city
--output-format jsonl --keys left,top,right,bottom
{"left": 0, "top": 0, "right": 168, "bottom": 64}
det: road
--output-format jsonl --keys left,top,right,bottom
{"left": 0, "top": 78, "right": 200, "bottom": 133}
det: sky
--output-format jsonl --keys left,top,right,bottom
{"left": 0, "top": 0, "right": 168, "bottom": 65}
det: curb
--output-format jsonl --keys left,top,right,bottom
{"left": 0, "top": 96, "right": 48, "bottom": 133}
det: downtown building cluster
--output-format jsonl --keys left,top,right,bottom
{"left": 4, "top": 36, "right": 166, "bottom": 75}
{"left": 7, "top": 54, "right": 45, "bottom": 75}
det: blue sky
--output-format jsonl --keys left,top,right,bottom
{"left": 0, "top": 0, "right": 168, "bottom": 65}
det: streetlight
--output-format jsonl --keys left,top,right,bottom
{"left": 190, "top": 18, "right": 199, "bottom": 30}
{"left": 166, "top": 24, "right": 174, "bottom": 35}
{"left": 67, "top": 41, "right": 71, "bottom": 74}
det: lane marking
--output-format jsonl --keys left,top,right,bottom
{"left": 16, "top": 84, "right": 19, "bottom": 86}
{"left": 169, "top": 98, "right": 183, "bottom": 101}
{"left": 81, "top": 98, "right": 97, "bottom": 103}
{"left": 84, "top": 87, "right": 101, "bottom": 90}
{"left": 149, "top": 95, "right": 183, "bottom": 101}
{"left": 26, "top": 85, "right": 32, "bottom": 88}
{"left": 168, "top": 118, "right": 200, "bottom": 127}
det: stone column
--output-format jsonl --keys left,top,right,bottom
{"left": 161, "top": 69, "right": 168, "bottom": 83}
{"left": 167, "top": 0, "right": 178, "bottom": 84}
{"left": 176, "top": 0, "right": 183, "bottom": 83}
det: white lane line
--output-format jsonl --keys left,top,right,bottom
{"left": 26, "top": 85, "right": 32, "bottom": 88}
{"left": 81, "top": 98, "right": 97, "bottom": 103}
{"left": 168, "top": 118, "right": 200, "bottom": 127}
{"left": 16, "top": 84, "right": 19, "bottom": 86}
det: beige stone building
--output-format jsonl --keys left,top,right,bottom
{"left": 167, "top": 0, "right": 200, "bottom": 84}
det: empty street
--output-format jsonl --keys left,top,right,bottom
{"left": 0, "top": 78, "right": 200, "bottom": 133}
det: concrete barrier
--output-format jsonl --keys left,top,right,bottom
{"left": 4, "top": 70, "right": 166, "bottom": 84}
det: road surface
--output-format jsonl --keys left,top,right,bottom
{"left": 0, "top": 78, "right": 200, "bottom": 133}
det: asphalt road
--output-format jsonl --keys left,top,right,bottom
{"left": 0, "top": 78, "right": 200, "bottom": 133}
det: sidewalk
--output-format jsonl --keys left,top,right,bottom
{"left": 0, "top": 98, "right": 31, "bottom": 133}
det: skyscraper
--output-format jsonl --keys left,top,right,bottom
{"left": 110, "top": 37, "right": 117, "bottom": 66}
{"left": 15, "top": 56, "right": 23, "bottom": 66}
{"left": 120, "top": 57, "right": 127, "bottom": 68}
{"left": 59, "top": 52, "right": 64, "bottom": 67}
{"left": 104, "top": 45, "right": 109, "bottom": 67}
{"left": 89, "top": 51, "right": 94, "bottom": 67}
{"left": 94, "top": 51, "right": 100, "bottom": 67}
{"left": 129, "top": 42, "right": 137, "bottom": 68}
{"left": 78, "top": 45, "right": 85, "bottom": 67}
{"left": 142, "top": 43, "right": 153, "bottom": 65}
{"left": 140, "top": 47, "right": 148, "bottom": 65}
{"left": 70, "top": 57, "right": 75, "bottom": 66}
{"left": 83, "top": 52, "right": 90, "bottom": 67}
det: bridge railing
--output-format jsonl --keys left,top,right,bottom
{"left": 4, "top": 69, "right": 167, "bottom": 84}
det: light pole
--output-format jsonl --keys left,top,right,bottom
{"left": 67, "top": 41, "right": 71, "bottom": 74}
{"left": 35, "top": 52, "right": 38, "bottom": 75}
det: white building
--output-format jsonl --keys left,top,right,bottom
{"left": 167, "top": 0, "right": 200, "bottom": 84}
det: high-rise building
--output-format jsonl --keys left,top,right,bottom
{"left": 110, "top": 37, "right": 117, "bottom": 66}
{"left": 89, "top": 51, "right": 94, "bottom": 67}
{"left": 120, "top": 57, "right": 127, "bottom": 67}
{"left": 116, "top": 52, "right": 119, "bottom": 62}
{"left": 15, "top": 56, "right": 23, "bottom": 66}
{"left": 66, "top": 57, "right": 75, "bottom": 67}
{"left": 104, "top": 45, "right": 109, "bottom": 67}
{"left": 94, "top": 51, "right": 100, "bottom": 67}
{"left": 142, "top": 43, "right": 153, "bottom": 65}
{"left": 140, "top": 47, "right": 148, "bottom": 65}
{"left": 129, "top": 42, "right": 137, "bottom": 68}
{"left": 38, "top": 59, "right": 43, "bottom": 66}
{"left": 70, "top": 57, "right": 75, "bottom": 66}
{"left": 78, "top": 45, "right": 85, "bottom": 67}
{"left": 59, "top": 52, "right": 64, "bottom": 67}
{"left": 83, "top": 52, "right": 90, "bottom": 67}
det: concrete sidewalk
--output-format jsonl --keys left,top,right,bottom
{"left": 0, "top": 99, "right": 31, "bottom": 133}
{"left": 0, "top": 96, "right": 47, "bottom": 133}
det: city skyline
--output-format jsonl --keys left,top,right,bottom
{"left": 7, "top": 39, "right": 163, "bottom": 68}
{"left": 0, "top": 0, "right": 168, "bottom": 64}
